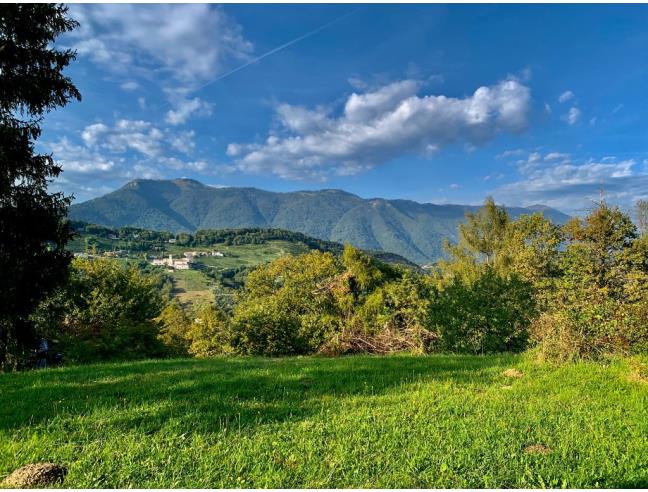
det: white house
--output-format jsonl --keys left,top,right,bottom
{"left": 151, "top": 254, "right": 192, "bottom": 270}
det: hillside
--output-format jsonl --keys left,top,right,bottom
{"left": 67, "top": 222, "right": 419, "bottom": 306}
{"left": 69, "top": 179, "right": 570, "bottom": 264}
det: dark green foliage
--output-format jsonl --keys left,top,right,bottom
{"left": 69, "top": 179, "right": 570, "bottom": 265}
{"left": 230, "top": 250, "right": 342, "bottom": 356}
{"left": 533, "top": 202, "right": 648, "bottom": 361}
{"left": 430, "top": 269, "right": 536, "bottom": 354}
{"left": 32, "top": 258, "right": 167, "bottom": 362}
{"left": 0, "top": 4, "right": 80, "bottom": 368}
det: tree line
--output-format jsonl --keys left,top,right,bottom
{"left": 18, "top": 198, "right": 648, "bottom": 365}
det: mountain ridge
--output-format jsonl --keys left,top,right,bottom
{"left": 69, "top": 178, "right": 570, "bottom": 265}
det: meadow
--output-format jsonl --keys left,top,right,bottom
{"left": 1, "top": 354, "right": 647, "bottom": 488}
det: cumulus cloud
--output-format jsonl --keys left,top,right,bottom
{"left": 68, "top": 4, "right": 252, "bottom": 84}
{"left": 81, "top": 119, "right": 164, "bottom": 158}
{"left": 48, "top": 119, "right": 225, "bottom": 201}
{"left": 165, "top": 97, "right": 213, "bottom": 126}
{"left": 558, "top": 90, "right": 574, "bottom": 103}
{"left": 229, "top": 78, "right": 532, "bottom": 180}
{"left": 494, "top": 151, "right": 647, "bottom": 212}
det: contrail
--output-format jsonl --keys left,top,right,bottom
{"left": 157, "top": 7, "right": 360, "bottom": 112}
{"left": 193, "top": 8, "right": 360, "bottom": 93}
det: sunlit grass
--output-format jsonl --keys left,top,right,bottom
{"left": 1, "top": 354, "right": 647, "bottom": 488}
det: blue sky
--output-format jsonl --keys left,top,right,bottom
{"left": 44, "top": 4, "right": 648, "bottom": 214}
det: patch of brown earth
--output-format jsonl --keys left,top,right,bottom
{"left": 502, "top": 368, "right": 524, "bottom": 378}
{"left": 628, "top": 360, "right": 648, "bottom": 384}
{"left": 523, "top": 444, "right": 551, "bottom": 455}
{"left": 2, "top": 463, "right": 66, "bottom": 488}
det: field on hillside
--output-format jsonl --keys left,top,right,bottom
{"left": 68, "top": 234, "right": 313, "bottom": 305}
{"left": 1, "top": 355, "right": 647, "bottom": 488}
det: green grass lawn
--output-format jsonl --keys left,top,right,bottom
{"left": 169, "top": 269, "right": 214, "bottom": 306}
{"left": 193, "top": 241, "right": 310, "bottom": 271}
{"left": 1, "top": 354, "right": 647, "bottom": 488}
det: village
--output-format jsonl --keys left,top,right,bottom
{"left": 74, "top": 246, "right": 226, "bottom": 271}
{"left": 149, "top": 250, "right": 225, "bottom": 271}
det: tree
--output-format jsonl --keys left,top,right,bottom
{"left": 635, "top": 199, "right": 648, "bottom": 238}
{"left": 533, "top": 201, "right": 648, "bottom": 360}
{"left": 438, "top": 197, "right": 510, "bottom": 283}
{"left": 186, "top": 303, "right": 232, "bottom": 358}
{"left": 32, "top": 257, "right": 167, "bottom": 362}
{"left": 0, "top": 4, "right": 81, "bottom": 368}
{"left": 157, "top": 301, "right": 191, "bottom": 356}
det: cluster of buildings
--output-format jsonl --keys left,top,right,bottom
{"left": 151, "top": 254, "right": 192, "bottom": 270}
{"left": 149, "top": 250, "right": 225, "bottom": 270}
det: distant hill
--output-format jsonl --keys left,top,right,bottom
{"left": 69, "top": 179, "right": 570, "bottom": 264}
{"left": 68, "top": 221, "right": 420, "bottom": 270}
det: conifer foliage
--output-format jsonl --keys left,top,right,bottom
{"left": 0, "top": 4, "right": 80, "bottom": 368}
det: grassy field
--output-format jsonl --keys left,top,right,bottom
{"left": 1, "top": 354, "right": 647, "bottom": 488}
{"left": 169, "top": 270, "right": 214, "bottom": 306}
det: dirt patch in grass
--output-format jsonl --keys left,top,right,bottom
{"left": 523, "top": 444, "right": 551, "bottom": 455}
{"left": 2, "top": 463, "right": 66, "bottom": 488}
{"left": 502, "top": 368, "right": 524, "bottom": 378}
{"left": 628, "top": 359, "right": 648, "bottom": 384}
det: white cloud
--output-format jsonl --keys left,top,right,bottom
{"left": 558, "top": 90, "right": 574, "bottom": 103}
{"left": 494, "top": 151, "right": 646, "bottom": 212}
{"left": 169, "top": 130, "right": 196, "bottom": 155}
{"left": 120, "top": 80, "right": 139, "bottom": 92}
{"left": 47, "top": 118, "right": 227, "bottom": 201}
{"left": 563, "top": 106, "right": 581, "bottom": 125}
{"left": 165, "top": 97, "right": 213, "bottom": 126}
{"left": 449, "top": 183, "right": 460, "bottom": 190}
{"left": 49, "top": 137, "right": 119, "bottom": 176}
{"left": 82, "top": 119, "right": 164, "bottom": 158}
{"left": 544, "top": 152, "right": 570, "bottom": 162}
{"left": 68, "top": 4, "right": 253, "bottom": 84}
{"left": 496, "top": 148, "right": 525, "bottom": 159}
{"left": 229, "top": 77, "right": 532, "bottom": 180}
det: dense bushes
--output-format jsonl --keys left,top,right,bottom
{"left": 32, "top": 257, "right": 168, "bottom": 362}
{"left": 431, "top": 270, "right": 535, "bottom": 354}
{"left": 34, "top": 199, "right": 648, "bottom": 364}
{"left": 532, "top": 204, "right": 648, "bottom": 361}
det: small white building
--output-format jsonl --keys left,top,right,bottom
{"left": 168, "top": 238, "right": 176, "bottom": 244}
{"left": 151, "top": 254, "right": 192, "bottom": 270}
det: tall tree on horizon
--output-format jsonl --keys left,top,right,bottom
{"left": 0, "top": 4, "right": 81, "bottom": 368}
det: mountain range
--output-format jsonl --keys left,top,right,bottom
{"left": 69, "top": 179, "right": 570, "bottom": 265}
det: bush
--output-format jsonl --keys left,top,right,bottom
{"left": 157, "top": 301, "right": 191, "bottom": 356}
{"left": 186, "top": 303, "right": 232, "bottom": 357}
{"left": 32, "top": 257, "right": 167, "bottom": 362}
{"left": 430, "top": 269, "right": 535, "bottom": 354}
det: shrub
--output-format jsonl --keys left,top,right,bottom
{"left": 32, "top": 257, "right": 167, "bottom": 362}
{"left": 186, "top": 303, "right": 232, "bottom": 357}
{"left": 430, "top": 269, "right": 536, "bottom": 354}
{"left": 533, "top": 202, "right": 648, "bottom": 361}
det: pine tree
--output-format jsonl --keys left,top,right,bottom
{"left": 0, "top": 4, "right": 81, "bottom": 368}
